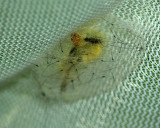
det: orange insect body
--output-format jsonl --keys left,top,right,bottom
{"left": 71, "top": 33, "right": 82, "bottom": 46}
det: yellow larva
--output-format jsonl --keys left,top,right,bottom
{"left": 59, "top": 29, "right": 105, "bottom": 91}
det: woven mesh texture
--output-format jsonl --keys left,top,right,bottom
{"left": 0, "top": 0, "right": 159, "bottom": 128}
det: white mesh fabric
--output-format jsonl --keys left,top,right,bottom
{"left": 0, "top": 0, "right": 159, "bottom": 128}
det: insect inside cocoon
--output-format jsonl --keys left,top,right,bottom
{"left": 32, "top": 14, "right": 145, "bottom": 102}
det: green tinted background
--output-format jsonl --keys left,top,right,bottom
{"left": 0, "top": 0, "right": 159, "bottom": 128}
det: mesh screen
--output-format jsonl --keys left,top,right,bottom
{"left": 0, "top": 0, "right": 159, "bottom": 128}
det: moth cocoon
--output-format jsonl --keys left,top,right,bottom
{"left": 32, "top": 14, "right": 145, "bottom": 102}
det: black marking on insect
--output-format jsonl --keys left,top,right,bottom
{"left": 69, "top": 47, "right": 77, "bottom": 55}
{"left": 84, "top": 37, "right": 102, "bottom": 44}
